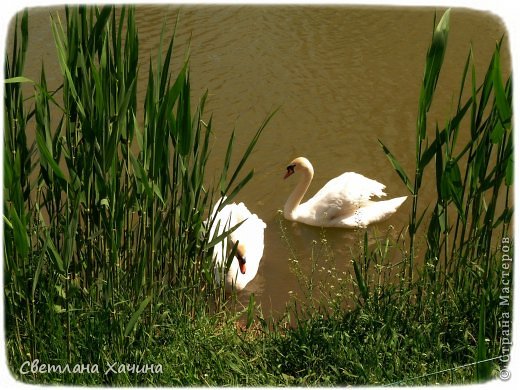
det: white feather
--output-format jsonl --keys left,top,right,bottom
{"left": 208, "top": 197, "right": 266, "bottom": 291}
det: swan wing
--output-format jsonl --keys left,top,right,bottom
{"left": 229, "top": 202, "right": 266, "bottom": 248}
{"left": 338, "top": 196, "right": 408, "bottom": 228}
{"left": 302, "top": 172, "right": 387, "bottom": 221}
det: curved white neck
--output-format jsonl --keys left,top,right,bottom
{"left": 284, "top": 166, "right": 313, "bottom": 218}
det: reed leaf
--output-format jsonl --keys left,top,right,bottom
{"left": 35, "top": 128, "right": 67, "bottom": 182}
{"left": 223, "top": 108, "right": 277, "bottom": 196}
{"left": 46, "top": 233, "right": 66, "bottom": 274}
{"left": 417, "top": 9, "right": 450, "bottom": 140}
{"left": 4, "top": 76, "right": 34, "bottom": 84}
{"left": 220, "top": 129, "right": 236, "bottom": 193}
{"left": 378, "top": 140, "right": 413, "bottom": 194}
{"left": 50, "top": 15, "right": 86, "bottom": 118}
{"left": 492, "top": 44, "right": 511, "bottom": 124}
{"left": 419, "top": 96, "right": 472, "bottom": 170}
{"left": 124, "top": 296, "right": 152, "bottom": 337}
{"left": 130, "top": 153, "right": 154, "bottom": 200}
{"left": 353, "top": 260, "right": 369, "bottom": 302}
{"left": 8, "top": 206, "right": 29, "bottom": 259}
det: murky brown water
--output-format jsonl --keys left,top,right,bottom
{"left": 7, "top": 5, "right": 509, "bottom": 315}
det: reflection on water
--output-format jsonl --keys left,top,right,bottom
{"left": 9, "top": 5, "right": 509, "bottom": 315}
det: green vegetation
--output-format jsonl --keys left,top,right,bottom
{"left": 4, "top": 5, "right": 272, "bottom": 384}
{"left": 4, "top": 6, "right": 512, "bottom": 386}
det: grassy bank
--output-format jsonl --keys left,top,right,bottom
{"left": 4, "top": 6, "right": 512, "bottom": 386}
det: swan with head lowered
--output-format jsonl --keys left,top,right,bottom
{"left": 208, "top": 197, "right": 266, "bottom": 291}
{"left": 283, "top": 157, "right": 407, "bottom": 228}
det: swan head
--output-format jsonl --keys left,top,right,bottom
{"left": 284, "top": 157, "right": 314, "bottom": 179}
{"left": 235, "top": 242, "right": 247, "bottom": 274}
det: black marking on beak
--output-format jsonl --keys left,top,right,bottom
{"left": 237, "top": 255, "right": 247, "bottom": 274}
{"left": 237, "top": 254, "right": 246, "bottom": 264}
{"left": 284, "top": 164, "right": 295, "bottom": 179}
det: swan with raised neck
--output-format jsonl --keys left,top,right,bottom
{"left": 283, "top": 156, "right": 407, "bottom": 228}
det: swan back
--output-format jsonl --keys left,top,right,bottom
{"left": 209, "top": 198, "right": 266, "bottom": 291}
{"left": 226, "top": 202, "right": 266, "bottom": 290}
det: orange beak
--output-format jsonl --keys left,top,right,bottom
{"left": 284, "top": 170, "right": 293, "bottom": 179}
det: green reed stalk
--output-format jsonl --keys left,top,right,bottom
{"left": 380, "top": 10, "right": 450, "bottom": 286}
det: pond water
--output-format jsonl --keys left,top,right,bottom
{"left": 11, "top": 5, "right": 509, "bottom": 315}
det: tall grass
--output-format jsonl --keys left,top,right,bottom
{"left": 382, "top": 10, "right": 512, "bottom": 272}
{"left": 4, "top": 8, "right": 35, "bottom": 364}
{"left": 4, "top": 5, "right": 273, "bottom": 383}
{"left": 378, "top": 7, "right": 513, "bottom": 382}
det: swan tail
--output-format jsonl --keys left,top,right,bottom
{"left": 377, "top": 196, "right": 407, "bottom": 221}
{"left": 351, "top": 196, "right": 407, "bottom": 227}
{"left": 386, "top": 196, "right": 407, "bottom": 210}
{"left": 374, "top": 196, "right": 407, "bottom": 217}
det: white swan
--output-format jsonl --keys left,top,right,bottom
{"left": 283, "top": 157, "right": 407, "bottom": 228}
{"left": 209, "top": 198, "right": 266, "bottom": 291}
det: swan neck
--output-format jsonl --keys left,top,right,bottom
{"left": 284, "top": 167, "right": 313, "bottom": 218}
